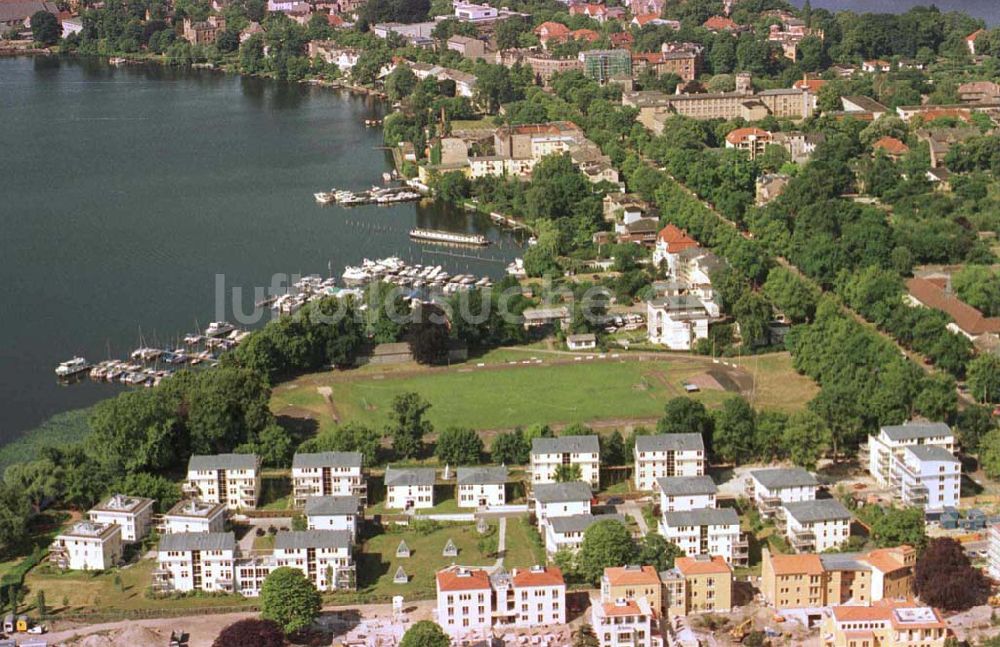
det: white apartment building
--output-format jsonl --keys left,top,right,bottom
{"left": 657, "top": 476, "right": 717, "bottom": 513}
{"left": 274, "top": 530, "right": 355, "bottom": 591}
{"left": 291, "top": 451, "right": 366, "bottom": 507}
{"left": 545, "top": 513, "right": 626, "bottom": 555}
{"left": 185, "top": 454, "right": 261, "bottom": 511}
{"left": 456, "top": 466, "right": 507, "bottom": 508}
{"left": 161, "top": 499, "right": 227, "bottom": 535}
{"left": 154, "top": 532, "right": 237, "bottom": 593}
{"left": 384, "top": 466, "right": 436, "bottom": 510}
{"left": 591, "top": 596, "right": 662, "bottom": 647}
{"left": 50, "top": 521, "right": 123, "bottom": 571}
{"left": 988, "top": 523, "right": 1000, "bottom": 580}
{"left": 634, "top": 433, "right": 705, "bottom": 491}
{"left": 781, "top": 499, "right": 852, "bottom": 553}
{"left": 867, "top": 422, "right": 956, "bottom": 488}
{"left": 304, "top": 495, "right": 361, "bottom": 540}
{"left": 746, "top": 467, "right": 818, "bottom": 518}
{"left": 646, "top": 296, "right": 710, "bottom": 350}
{"left": 494, "top": 566, "right": 567, "bottom": 628}
{"left": 87, "top": 493, "right": 155, "bottom": 543}
{"left": 530, "top": 436, "right": 600, "bottom": 487}
{"left": 533, "top": 482, "right": 592, "bottom": 527}
{"left": 436, "top": 566, "right": 494, "bottom": 638}
{"left": 660, "top": 507, "right": 745, "bottom": 565}
{"left": 892, "top": 445, "right": 961, "bottom": 512}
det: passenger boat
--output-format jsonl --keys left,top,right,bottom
{"left": 55, "top": 357, "right": 90, "bottom": 378}
{"left": 409, "top": 229, "right": 490, "bottom": 246}
{"left": 204, "top": 321, "right": 236, "bottom": 337}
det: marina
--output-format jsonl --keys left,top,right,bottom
{"left": 314, "top": 186, "right": 422, "bottom": 206}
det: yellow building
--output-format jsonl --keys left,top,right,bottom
{"left": 602, "top": 565, "right": 662, "bottom": 614}
{"left": 761, "top": 547, "right": 914, "bottom": 611}
{"left": 662, "top": 555, "right": 733, "bottom": 617}
{"left": 820, "top": 600, "right": 947, "bottom": 647}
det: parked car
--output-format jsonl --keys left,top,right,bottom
{"left": 26, "top": 625, "right": 45, "bottom": 635}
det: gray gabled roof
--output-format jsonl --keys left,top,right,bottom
{"left": 533, "top": 481, "right": 592, "bottom": 503}
{"left": 656, "top": 476, "right": 717, "bottom": 497}
{"left": 782, "top": 499, "right": 851, "bottom": 524}
{"left": 549, "top": 513, "right": 625, "bottom": 534}
{"left": 456, "top": 466, "right": 508, "bottom": 486}
{"left": 819, "top": 553, "right": 871, "bottom": 572}
{"left": 275, "top": 530, "right": 352, "bottom": 550}
{"left": 188, "top": 453, "right": 257, "bottom": 472}
{"left": 531, "top": 436, "right": 599, "bottom": 455}
{"left": 749, "top": 468, "right": 817, "bottom": 490}
{"left": 662, "top": 507, "right": 739, "bottom": 528}
{"left": 158, "top": 532, "right": 236, "bottom": 553}
{"left": 635, "top": 433, "right": 704, "bottom": 453}
{"left": 304, "top": 495, "right": 360, "bottom": 516}
{"left": 293, "top": 451, "right": 363, "bottom": 469}
{"left": 904, "top": 445, "right": 959, "bottom": 463}
{"left": 384, "top": 466, "right": 436, "bottom": 487}
{"left": 880, "top": 422, "right": 952, "bottom": 442}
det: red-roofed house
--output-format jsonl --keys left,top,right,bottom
{"left": 792, "top": 77, "right": 826, "bottom": 93}
{"left": 821, "top": 600, "right": 947, "bottom": 647}
{"left": 610, "top": 31, "right": 634, "bottom": 48}
{"left": 534, "top": 21, "right": 570, "bottom": 46}
{"left": 569, "top": 3, "right": 624, "bottom": 23}
{"left": 703, "top": 15, "right": 738, "bottom": 33}
{"left": 437, "top": 565, "right": 567, "bottom": 635}
{"left": 436, "top": 566, "right": 493, "bottom": 637}
{"left": 906, "top": 277, "right": 1000, "bottom": 341}
{"left": 725, "top": 127, "right": 773, "bottom": 160}
{"left": 653, "top": 224, "right": 698, "bottom": 267}
{"left": 506, "top": 566, "right": 566, "bottom": 626}
{"left": 631, "top": 13, "right": 679, "bottom": 29}
{"left": 873, "top": 135, "right": 909, "bottom": 159}
{"left": 662, "top": 554, "right": 733, "bottom": 616}
{"left": 967, "top": 28, "right": 986, "bottom": 56}
{"left": 326, "top": 13, "right": 344, "bottom": 27}
{"left": 591, "top": 596, "right": 661, "bottom": 647}
{"left": 570, "top": 28, "right": 600, "bottom": 43}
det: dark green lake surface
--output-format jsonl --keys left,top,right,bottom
{"left": 0, "top": 56, "right": 521, "bottom": 446}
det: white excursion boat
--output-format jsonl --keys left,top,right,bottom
{"left": 204, "top": 321, "right": 236, "bottom": 337}
{"left": 315, "top": 191, "right": 336, "bottom": 204}
{"left": 55, "top": 357, "right": 91, "bottom": 378}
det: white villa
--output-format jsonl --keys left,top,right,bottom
{"left": 185, "top": 454, "right": 261, "bottom": 511}
{"left": 634, "top": 433, "right": 705, "bottom": 491}
{"left": 161, "top": 499, "right": 227, "bottom": 535}
{"left": 87, "top": 493, "right": 155, "bottom": 543}
{"left": 384, "top": 466, "right": 436, "bottom": 510}
{"left": 304, "top": 495, "right": 361, "bottom": 540}
{"left": 530, "top": 436, "right": 600, "bottom": 487}
{"left": 456, "top": 466, "right": 507, "bottom": 508}
{"left": 50, "top": 521, "right": 123, "bottom": 571}
{"left": 291, "top": 451, "right": 366, "bottom": 507}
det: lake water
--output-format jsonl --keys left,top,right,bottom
{"left": 0, "top": 56, "right": 521, "bottom": 446}
{"left": 789, "top": 0, "right": 1000, "bottom": 25}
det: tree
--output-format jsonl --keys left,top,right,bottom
{"left": 490, "top": 429, "right": 529, "bottom": 465}
{"left": 30, "top": 11, "right": 59, "bottom": 45}
{"left": 386, "top": 392, "right": 432, "bottom": 459}
{"left": 400, "top": 620, "right": 450, "bottom": 647}
{"left": 914, "top": 537, "right": 989, "bottom": 611}
{"left": 968, "top": 354, "right": 1000, "bottom": 404}
{"left": 601, "top": 431, "right": 626, "bottom": 466}
{"left": 577, "top": 520, "right": 636, "bottom": 584}
{"left": 260, "top": 567, "right": 321, "bottom": 635}
{"left": 957, "top": 405, "right": 995, "bottom": 454}
{"left": 213, "top": 618, "right": 284, "bottom": 647}
{"left": 113, "top": 472, "right": 181, "bottom": 513}
{"left": 34, "top": 590, "right": 46, "bottom": 621}
{"left": 409, "top": 321, "right": 450, "bottom": 365}
{"left": 385, "top": 65, "right": 418, "bottom": 103}
{"left": 554, "top": 464, "right": 582, "bottom": 483}
{"left": 657, "top": 398, "right": 714, "bottom": 451}
{"left": 0, "top": 484, "right": 31, "bottom": 558}
{"left": 573, "top": 624, "right": 599, "bottom": 647}
{"left": 435, "top": 426, "right": 483, "bottom": 465}
{"left": 4, "top": 459, "right": 61, "bottom": 511}
{"left": 298, "top": 422, "right": 381, "bottom": 466}
{"left": 979, "top": 428, "right": 1000, "bottom": 479}
{"left": 712, "top": 398, "right": 755, "bottom": 464}
{"left": 763, "top": 267, "right": 818, "bottom": 323}
{"left": 635, "top": 533, "right": 682, "bottom": 572}
{"left": 868, "top": 506, "right": 926, "bottom": 549}
{"left": 782, "top": 410, "right": 831, "bottom": 470}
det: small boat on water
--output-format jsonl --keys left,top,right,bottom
{"left": 204, "top": 321, "right": 235, "bottom": 337}
{"left": 314, "top": 191, "right": 336, "bottom": 204}
{"left": 108, "top": 57, "right": 127, "bottom": 66}
{"left": 55, "top": 357, "right": 90, "bottom": 378}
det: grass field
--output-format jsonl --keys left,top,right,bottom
{"left": 272, "top": 351, "right": 816, "bottom": 437}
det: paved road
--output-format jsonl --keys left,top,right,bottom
{"left": 495, "top": 516, "right": 507, "bottom": 567}
{"left": 619, "top": 500, "right": 650, "bottom": 535}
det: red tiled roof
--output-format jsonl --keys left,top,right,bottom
{"left": 326, "top": 13, "right": 344, "bottom": 26}
{"left": 610, "top": 32, "right": 634, "bottom": 46}
{"left": 604, "top": 565, "right": 659, "bottom": 586}
{"left": 768, "top": 553, "right": 824, "bottom": 576}
{"left": 906, "top": 277, "right": 1000, "bottom": 336}
{"left": 632, "top": 13, "right": 660, "bottom": 26}
{"left": 703, "top": 15, "right": 737, "bottom": 31}
{"left": 675, "top": 555, "right": 731, "bottom": 576}
{"left": 512, "top": 566, "right": 565, "bottom": 587}
{"left": 793, "top": 78, "right": 826, "bottom": 92}
{"left": 872, "top": 136, "right": 909, "bottom": 156}
{"left": 967, "top": 28, "right": 986, "bottom": 42}
{"left": 862, "top": 548, "right": 910, "bottom": 574}
{"left": 571, "top": 28, "right": 600, "bottom": 42}
{"left": 918, "top": 108, "right": 972, "bottom": 123}
{"left": 725, "top": 127, "right": 772, "bottom": 145}
{"left": 657, "top": 224, "right": 698, "bottom": 253}
{"left": 437, "top": 567, "right": 491, "bottom": 592}
{"left": 535, "top": 21, "right": 570, "bottom": 37}
{"left": 601, "top": 600, "right": 645, "bottom": 616}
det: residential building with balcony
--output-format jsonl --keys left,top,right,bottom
{"left": 660, "top": 555, "right": 732, "bottom": 617}
{"left": 495, "top": 566, "right": 567, "bottom": 628}
{"left": 50, "top": 521, "right": 123, "bottom": 571}
{"left": 456, "top": 466, "right": 507, "bottom": 508}
{"left": 436, "top": 566, "right": 494, "bottom": 638}
{"left": 590, "top": 596, "right": 662, "bottom": 647}
{"left": 161, "top": 499, "right": 227, "bottom": 535}
{"left": 891, "top": 445, "right": 960, "bottom": 512}
{"left": 646, "top": 295, "right": 710, "bottom": 350}
{"left": 87, "top": 493, "right": 154, "bottom": 543}
{"left": 780, "top": 499, "right": 851, "bottom": 553}
{"left": 745, "top": 467, "right": 818, "bottom": 518}
{"left": 633, "top": 434, "right": 705, "bottom": 491}
{"left": 866, "top": 422, "right": 955, "bottom": 488}
{"left": 656, "top": 476, "right": 717, "bottom": 513}
{"left": 820, "top": 601, "right": 947, "bottom": 647}
{"left": 530, "top": 436, "right": 600, "bottom": 487}
{"left": 660, "top": 507, "right": 745, "bottom": 565}
{"left": 602, "top": 565, "right": 662, "bottom": 613}
{"left": 291, "top": 451, "right": 366, "bottom": 507}
{"left": 185, "top": 454, "right": 260, "bottom": 511}
{"left": 545, "top": 513, "right": 626, "bottom": 555}
{"left": 153, "top": 532, "right": 236, "bottom": 593}
{"left": 274, "top": 530, "right": 355, "bottom": 591}
{"left": 384, "top": 466, "right": 435, "bottom": 510}
{"left": 304, "top": 495, "right": 361, "bottom": 540}
{"left": 533, "top": 481, "right": 592, "bottom": 528}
